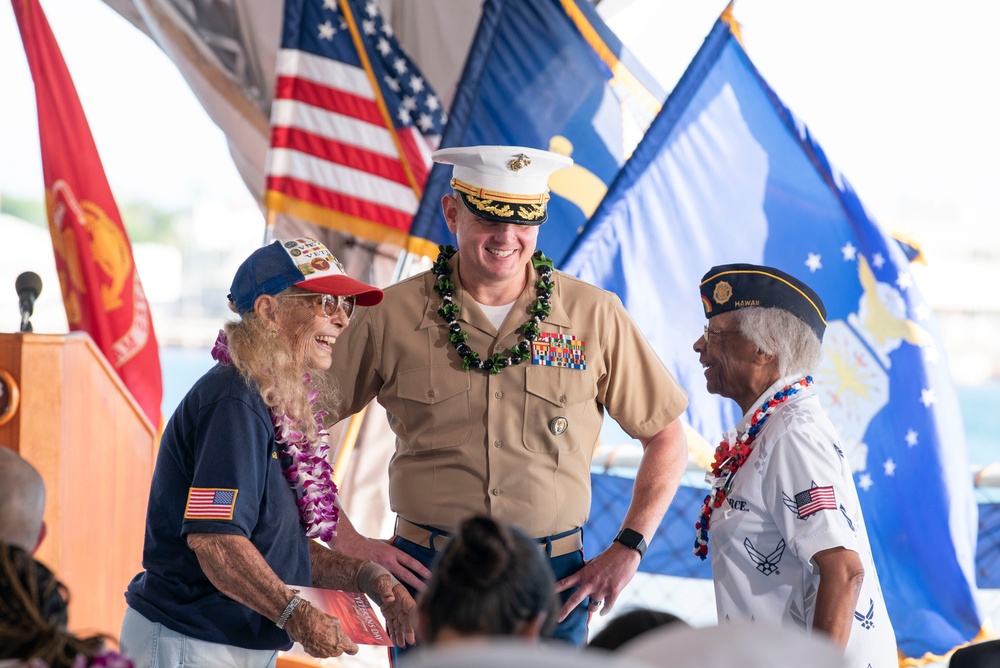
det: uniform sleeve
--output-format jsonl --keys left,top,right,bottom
{"left": 326, "top": 303, "right": 384, "bottom": 416}
{"left": 180, "top": 395, "right": 274, "bottom": 539}
{"left": 599, "top": 294, "right": 688, "bottom": 440}
{"left": 761, "top": 426, "right": 861, "bottom": 568}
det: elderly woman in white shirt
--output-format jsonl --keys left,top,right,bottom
{"left": 692, "top": 263, "right": 897, "bottom": 668}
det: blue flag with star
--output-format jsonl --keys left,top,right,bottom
{"left": 564, "top": 9, "right": 984, "bottom": 661}
{"left": 409, "top": 0, "right": 665, "bottom": 267}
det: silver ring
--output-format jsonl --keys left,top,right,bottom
{"left": 588, "top": 599, "right": 603, "bottom": 609}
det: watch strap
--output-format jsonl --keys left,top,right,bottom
{"left": 276, "top": 591, "right": 302, "bottom": 630}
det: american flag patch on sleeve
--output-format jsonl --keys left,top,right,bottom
{"left": 184, "top": 488, "right": 238, "bottom": 520}
{"left": 794, "top": 484, "right": 836, "bottom": 519}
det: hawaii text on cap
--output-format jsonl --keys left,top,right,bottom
{"left": 699, "top": 263, "right": 828, "bottom": 341}
{"left": 432, "top": 145, "right": 573, "bottom": 225}
{"left": 228, "top": 238, "right": 383, "bottom": 314}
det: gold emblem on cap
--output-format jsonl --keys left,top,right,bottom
{"left": 549, "top": 416, "right": 568, "bottom": 436}
{"left": 507, "top": 153, "right": 531, "bottom": 172}
{"left": 518, "top": 204, "right": 546, "bottom": 221}
{"left": 465, "top": 195, "right": 514, "bottom": 218}
{"left": 713, "top": 281, "right": 733, "bottom": 305}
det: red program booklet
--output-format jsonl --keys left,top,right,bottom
{"left": 289, "top": 585, "right": 393, "bottom": 646}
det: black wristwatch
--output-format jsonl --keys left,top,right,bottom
{"left": 614, "top": 528, "right": 647, "bottom": 559}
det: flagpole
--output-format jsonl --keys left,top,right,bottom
{"left": 333, "top": 405, "right": 368, "bottom": 487}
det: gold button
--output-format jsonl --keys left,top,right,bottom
{"left": 494, "top": 440, "right": 502, "bottom": 448}
{"left": 495, "top": 391, "right": 503, "bottom": 399}
{"left": 559, "top": 394, "right": 567, "bottom": 403}
{"left": 427, "top": 389, "right": 435, "bottom": 398}
{"left": 492, "top": 488, "right": 501, "bottom": 496}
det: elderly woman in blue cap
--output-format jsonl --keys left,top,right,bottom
{"left": 692, "top": 263, "right": 897, "bottom": 667}
{"left": 121, "top": 239, "right": 415, "bottom": 666}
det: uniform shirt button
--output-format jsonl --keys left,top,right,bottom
{"left": 494, "top": 440, "right": 502, "bottom": 448}
{"left": 492, "top": 488, "right": 501, "bottom": 496}
{"left": 495, "top": 390, "right": 503, "bottom": 399}
{"left": 427, "top": 389, "right": 435, "bottom": 398}
{"left": 559, "top": 394, "right": 567, "bottom": 403}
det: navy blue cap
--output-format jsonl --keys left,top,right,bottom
{"left": 700, "top": 263, "right": 827, "bottom": 341}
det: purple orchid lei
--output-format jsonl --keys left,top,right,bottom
{"left": 212, "top": 330, "right": 340, "bottom": 541}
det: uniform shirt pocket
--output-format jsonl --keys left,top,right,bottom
{"left": 523, "top": 366, "right": 596, "bottom": 454}
{"left": 395, "top": 367, "right": 472, "bottom": 451}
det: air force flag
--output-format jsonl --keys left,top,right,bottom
{"left": 565, "top": 8, "right": 984, "bottom": 661}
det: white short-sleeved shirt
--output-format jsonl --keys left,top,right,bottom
{"left": 710, "top": 375, "right": 897, "bottom": 668}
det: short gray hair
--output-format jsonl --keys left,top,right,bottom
{"left": 735, "top": 307, "right": 822, "bottom": 377}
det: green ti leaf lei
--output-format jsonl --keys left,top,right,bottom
{"left": 433, "top": 245, "right": 553, "bottom": 374}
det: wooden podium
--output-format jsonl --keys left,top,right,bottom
{"left": 0, "top": 332, "right": 156, "bottom": 640}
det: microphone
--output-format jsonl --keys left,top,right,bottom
{"left": 15, "top": 271, "right": 43, "bottom": 333}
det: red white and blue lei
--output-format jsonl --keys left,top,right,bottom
{"left": 693, "top": 376, "right": 813, "bottom": 560}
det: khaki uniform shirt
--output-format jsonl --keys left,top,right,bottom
{"left": 328, "top": 254, "right": 687, "bottom": 537}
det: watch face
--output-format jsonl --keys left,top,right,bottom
{"left": 616, "top": 528, "right": 645, "bottom": 550}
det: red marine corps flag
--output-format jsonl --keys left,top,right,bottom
{"left": 13, "top": 0, "right": 163, "bottom": 429}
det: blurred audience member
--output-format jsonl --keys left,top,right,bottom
{"left": 0, "top": 446, "right": 46, "bottom": 553}
{"left": 587, "top": 607, "right": 687, "bottom": 651}
{"left": 403, "top": 641, "right": 628, "bottom": 668}
{"left": 950, "top": 639, "right": 1000, "bottom": 668}
{"left": 418, "top": 516, "right": 557, "bottom": 646}
{"left": 620, "top": 620, "right": 847, "bottom": 668}
{"left": 0, "top": 543, "right": 131, "bottom": 667}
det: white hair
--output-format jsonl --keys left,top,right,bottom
{"left": 735, "top": 307, "right": 822, "bottom": 377}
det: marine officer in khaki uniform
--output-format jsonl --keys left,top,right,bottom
{"left": 328, "top": 145, "right": 689, "bottom": 653}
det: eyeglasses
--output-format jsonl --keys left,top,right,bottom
{"left": 282, "top": 293, "right": 357, "bottom": 320}
{"left": 703, "top": 325, "right": 740, "bottom": 343}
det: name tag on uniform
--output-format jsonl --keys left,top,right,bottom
{"left": 531, "top": 333, "right": 586, "bottom": 369}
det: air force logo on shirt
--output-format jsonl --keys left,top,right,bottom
{"left": 744, "top": 537, "right": 785, "bottom": 576}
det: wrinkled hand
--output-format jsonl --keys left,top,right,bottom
{"left": 285, "top": 600, "right": 359, "bottom": 658}
{"left": 370, "top": 572, "right": 418, "bottom": 648}
{"left": 554, "top": 543, "right": 641, "bottom": 621}
{"left": 356, "top": 562, "right": 417, "bottom": 648}
{"left": 336, "top": 532, "right": 430, "bottom": 591}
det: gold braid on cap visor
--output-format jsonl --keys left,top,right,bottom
{"left": 451, "top": 178, "right": 549, "bottom": 221}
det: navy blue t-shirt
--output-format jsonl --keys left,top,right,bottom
{"left": 125, "top": 363, "right": 311, "bottom": 650}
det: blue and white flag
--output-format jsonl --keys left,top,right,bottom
{"left": 409, "top": 0, "right": 665, "bottom": 267}
{"left": 567, "top": 9, "right": 984, "bottom": 661}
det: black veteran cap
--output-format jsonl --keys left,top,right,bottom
{"left": 432, "top": 145, "right": 573, "bottom": 225}
{"left": 700, "top": 263, "right": 828, "bottom": 341}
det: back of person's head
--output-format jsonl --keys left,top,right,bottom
{"left": 418, "top": 516, "right": 557, "bottom": 645}
{"left": 0, "top": 543, "right": 109, "bottom": 667}
{"left": 0, "top": 446, "right": 46, "bottom": 553}
{"left": 588, "top": 607, "right": 688, "bottom": 651}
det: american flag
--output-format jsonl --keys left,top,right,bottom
{"left": 265, "top": 0, "right": 445, "bottom": 257}
{"left": 184, "top": 488, "right": 238, "bottom": 520}
{"left": 794, "top": 484, "right": 837, "bottom": 520}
